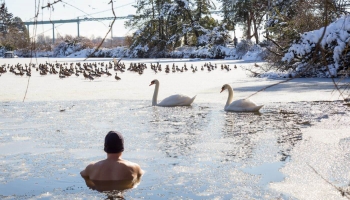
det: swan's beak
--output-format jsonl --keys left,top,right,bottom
{"left": 149, "top": 83, "right": 154, "bottom": 86}
{"left": 220, "top": 88, "right": 224, "bottom": 93}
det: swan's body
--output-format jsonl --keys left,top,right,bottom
{"left": 149, "top": 79, "right": 196, "bottom": 107}
{"left": 221, "top": 84, "right": 263, "bottom": 112}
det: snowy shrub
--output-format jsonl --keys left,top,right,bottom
{"left": 209, "top": 45, "right": 226, "bottom": 59}
{"left": 129, "top": 45, "right": 149, "bottom": 58}
{"left": 53, "top": 41, "right": 83, "bottom": 57}
{"left": 242, "top": 45, "right": 265, "bottom": 61}
{"left": 235, "top": 39, "right": 254, "bottom": 59}
{"left": 52, "top": 37, "right": 93, "bottom": 57}
{"left": 111, "top": 47, "right": 129, "bottom": 58}
{"left": 167, "top": 50, "right": 184, "bottom": 58}
{"left": 282, "top": 15, "right": 350, "bottom": 77}
{"left": 196, "top": 46, "right": 211, "bottom": 58}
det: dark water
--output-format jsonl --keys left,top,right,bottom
{"left": 0, "top": 100, "right": 349, "bottom": 199}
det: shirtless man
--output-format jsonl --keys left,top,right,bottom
{"left": 80, "top": 131, "right": 144, "bottom": 191}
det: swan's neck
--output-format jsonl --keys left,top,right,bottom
{"left": 226, "top": 86, "right": 233, "bottom": 107}
{"left": 152, "top": 82, "right": 159, "bottom": 106}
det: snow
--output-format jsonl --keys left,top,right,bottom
{"left": 0, "top": 57, "right": 349, "bottom": 199}
{"left": 241, "top": 50, "right": 263, "bottom": 61}
{"left": 282, "top": 15, "right": 350, "bottom": 77}
{"left": 1, "top": 14, "right": 350, "bottom": 199}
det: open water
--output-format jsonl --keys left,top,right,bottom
{"left": 0, "top": 99, "right": 349, "bottom": 199}
{"left": 0, "top": 58, "right": 349, "bottom": 199}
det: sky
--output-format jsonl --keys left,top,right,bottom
{"left": 5, "top": 0, "right": 238, "bottom": 41}
{"left": 6, "top": 0, "right": 138, "bottom": 39}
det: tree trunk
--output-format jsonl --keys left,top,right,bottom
{"left": 185, "top": 10, "right": 200, "bottom": 44}
{"left": 251, "top": 11, "right": 259, "bottom": 44}
{"left": 246, "top": 13, "right": 251, "bottom": 40}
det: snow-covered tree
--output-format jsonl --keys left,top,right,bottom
{"left": 265, "top": 0, "right": 350, "bottom": 73}
{"left": 282, "top": 15, "right": 350, "bottom": 77}
{"left": 126, "top": 0, "right": 231, "bottom": 57}
{"left": 217, "top": 0, "right": 236, "bottom": 33}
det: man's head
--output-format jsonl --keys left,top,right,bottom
{"left": 104, "top": 131, "right": 124, "bottom": 154}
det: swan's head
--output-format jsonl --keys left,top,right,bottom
{"left": 149, "top": 79, "right": 159, "bottom": 86}
{"left": 220, "top": 84, "right": 230, "bottom": 93}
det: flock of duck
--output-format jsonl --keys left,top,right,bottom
{"left": 149, "top": 79, "right": 263, "bottom": 112}
{"left": 0, "top": 61, "right": 127, "bottom": 81}
{"left": 0, "top": 60, "right": 262, "bottom": 112}
{"left": 0, "top": 60, "right": 237, "bottom": 81}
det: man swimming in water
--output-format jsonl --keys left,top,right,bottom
{"left": 80, "top": 131, "right": 144, "bottom": 191}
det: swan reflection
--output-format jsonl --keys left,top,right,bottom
{"left": 150, "top": 106, "right": 210, "bottom": 158}
{"left": 221, "top": 112, "right": 257, "bottom": 162}
{"left": 221, "top": 106, "right": 303, "bottom": 162}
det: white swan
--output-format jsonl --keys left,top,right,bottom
{"left": 149, "top": 79, "right": 196, "bottom": 107}
{"left": 220, "top": 84, "right": 263, "bottom": 112}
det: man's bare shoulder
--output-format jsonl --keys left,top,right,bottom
{"left": 120, "top": 159, "right": 144, "bottom": 176}
{"left": 119, "top": 159, "right": 139, "bottom": 168}
{"left": 80, "top": 162, "right": 95, "bottom": 178}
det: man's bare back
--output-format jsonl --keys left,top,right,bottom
{"left": 80, "top": 154, "right": 143, "bottom": 181}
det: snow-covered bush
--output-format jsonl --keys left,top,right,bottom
{"left": 129, "top": 44, "right": 149, "bottom": 58}
{"left": 242, "top": 45, "right": 265, "bottom": 61}
{"left": 53, "top": 42, "right": 82, "bottom": 57}
{"left": 52, "top": 37, "right": 93, "bottom": 57}
{"left": 235, "top": 39, "right": 254, "bottom": 59}
{"left": 282, "top": 15, "right": 350, "bottom": 77}
{"left": 209, "top": 45, "right": 227, "bottom": 59}
{"left": 11, "top": 35, "right": 263, "bottom": 60}
{"left": 195, "top": 46, "right": 211, "bottom": 58}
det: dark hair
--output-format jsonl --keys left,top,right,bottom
{"left": 104, "top": 131, "right": 124, "bottom": 153}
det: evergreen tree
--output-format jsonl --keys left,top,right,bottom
{"left": 230, "top": 0, "right": 268, "bottom": 44}
{"left": 0, "top": 3, "right": 29, "bottom": 50}
{"left": 194, "top": 0, "right": 216, "bottom": 22}
{"left": 217, "top": 0, "right": 236, "bottom": 33}
{"left": 125, "top": 0, "right": 172, "bottom": 57}
{"left": 125, "top": 0, "right": 232, "bottom": 57}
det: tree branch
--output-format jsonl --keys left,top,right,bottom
{"left": 308, "top": 163, "right": 350, "bottom": 199}
{"left": 265, "top": 45, "right": 284, "bottom": 57}
{"left": 84, "top": 0, "right": 117, "bottom": 61}
{"left": 264, "top": 35, "right": 285, "bottom": 51}
{"left": 41, "top": 0, "right": 62, "bottom": 9}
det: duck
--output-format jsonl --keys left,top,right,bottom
{"left": 220, "top": 84, "right": 263, "bottom": 112}
{"left": 115, "top": 73, "right": 121, "bottom": 80}
{"left": 149, "top": 79, "right": 196, "bottom": 107}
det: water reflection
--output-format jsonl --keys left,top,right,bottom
{"left": 221, "top": 105, "right": 305, "bottom": 162}
{"left": 83, "top": 179, "right": 141, "bottom": 199}
{"left": 1, "top": 99, "right": 349, "bottom": 199}
{"left": 221, "top": 112, "right": 262, "bottom": 162}
{"left": 149, "top": 106, "right": 210, "bottom": 158}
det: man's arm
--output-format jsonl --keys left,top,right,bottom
{"left": 80, "top": 163, "right": 94, "bottom": 178}
{"left": 80, "top": 164, "right": 96, "bottom": 189}
{"left": 134, "top": 164, "right": 144, "bottom": 178}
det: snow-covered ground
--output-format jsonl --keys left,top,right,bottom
{"left": 0, "top": 57, "right": 345, "bottom": 103}
{"left": 0, "top": 57, "right": 349, "bottom": 199}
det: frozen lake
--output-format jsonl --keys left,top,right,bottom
{"left": 0, "top": 58, "right": 349, "bottom": 199}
